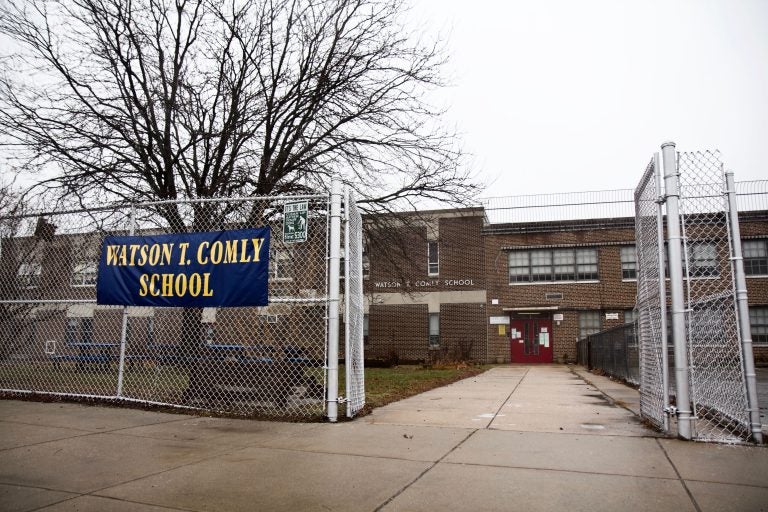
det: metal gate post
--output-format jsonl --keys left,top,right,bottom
{"left": 116, "top": 203, "right": 136, "bottom": 398}
{"left": 724, "top": 172, "right": 763, "bottom": 443}
{"left": 662, "top": 141, "right": 693, "bottom": 439}
{"left": 326, "top": 179, "right": 342, "bottom": 422}
{"left": 654, "top": 152, "right": 671, "bottom": 433}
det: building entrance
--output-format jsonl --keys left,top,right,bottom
{"left": 509, "top": 317, "right": 553, "bottom": 363}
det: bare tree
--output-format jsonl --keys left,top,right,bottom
{"left": 0, "top": 0, "right": 479, "bottom": 230}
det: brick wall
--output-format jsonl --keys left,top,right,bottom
{"left": 439, "top": 303, "right": 486, "bottom": 361}
{"left": 365, "top": 211, "right": 485, "bottom": 293}
{"left": 368, "top": 303, "right": 429, "bottom": 363}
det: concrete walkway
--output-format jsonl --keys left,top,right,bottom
{"left": 1, "top": 365, "right": 767, "bottom": 512}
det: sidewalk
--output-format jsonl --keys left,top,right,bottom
{"left": 1, "top": 365, "right": 767, "bottom": 512}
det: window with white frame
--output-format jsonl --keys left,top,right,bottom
{"left": 686, "top": 242, "right": 718, "bottom": 278}
{"left": 509, "top": 248, "right": 598, "bottom": 283}
{"left": 17, "top": 262, "right": 42, "bottom": 288}
{"left": 749, "top": 307, "right": 768, "bottom": 345}
{"left": 743, "top": 240, "right": 768, "bottom": 276}
{"left": 620, "top": 246, "right": 637, "bottom": 280}
{"left": 427, "top": 241, "right": 439, "bottom": 276}
{"left": 71, "top": 261, "right": 98, "bottom": 287}
{"left": 270, "top": 251, "right": 292, "bottom": 280}
{"left": 428, "top": 313, "right": 440, "bottom": 348}
{"left": 578, "top": 311, "right": 602, "bottom": 339}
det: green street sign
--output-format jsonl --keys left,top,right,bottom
{"left": 283, "top": 201, "right": 308, "bottom": 243}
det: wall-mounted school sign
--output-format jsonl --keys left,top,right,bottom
{"left": 283, "top": 201, "right": 308, "bottom": 243}
{"left": 96, "top": 228, "right": 270, "bottom": 307}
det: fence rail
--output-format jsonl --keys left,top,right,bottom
{"left": 481, "top": 180, "right": 768, "bottom": 225}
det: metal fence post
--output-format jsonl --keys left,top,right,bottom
{"left": 116, "top": 203, "right": 136, "bottom": 398}
{"left": 662, "top": 141, "right": 693, "bottom": 439}
{"left": 326, "top": 179, "right": 342, "bottom": 422}
{"left": 654, "top": 152, "right": 671, "bottom": 433}
{"left": 725, "top": 172, "right": 763, "bottom": 443}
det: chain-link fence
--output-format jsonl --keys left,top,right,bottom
{"left": 633, "top": 144, "right": 761, "bottom": 443}
{"left": 634, "top": 157, "right": 669, "bottom": 431}
{"left": 344, "top": 191, "right": 365, "bottom": 417}
{"left": 0, "top": 190, "right": 364, "bottom": 420}
{"left": 579, "top": 323, "right": 640, "bottom": 385}
{"left": 677, "top": 151, "right": 752, "bottom": 442}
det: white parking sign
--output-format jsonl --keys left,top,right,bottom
{"left": 283, "top": 201, "right": 308, "bottom": 243}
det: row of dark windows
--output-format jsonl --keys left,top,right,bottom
{"left": 509, "top": 239, "right": 768, "bottom": 284}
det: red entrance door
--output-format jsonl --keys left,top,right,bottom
{"left": 510, "top": 317, "right": 553, "bottom": 363}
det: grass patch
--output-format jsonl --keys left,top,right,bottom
{"left": 340, "top": 364, "right": 491, "bottom": 416}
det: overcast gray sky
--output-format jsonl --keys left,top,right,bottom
{"left": 412, "top": 0, "right": 768, "bottom": 196}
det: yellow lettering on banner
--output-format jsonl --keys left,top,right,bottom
{"left": 138, "top": 245, "right": 148, "bottom": 266}
{"left": 225, "top": 239, "right": 238, "bottom": 264}
{"left": 197, "top": 241, "right": 209, "bottom": 264}
{"left": 174, "top": 274, "right": 187, "bottom": 296}
{"left": 148, "top": 244, "right": 161, "bottom": 266}
{"left": 161, "top": 273, "right": 173, "bottom": 297}
{"left": 251, "top": 238, "right": 265, "bottom": 262}
{"left": 118, "top": 246, "right": 128, "bottom": 266}
{"left": 128, "top": 245, "right": 139, "bottom": 266}
{"left": 189, "top": 273, "right": 201, "bottom": 296}
{"left": 161, "top": 243, "right": 174, "bottom": 266}
{"left": 202, "top": 272, "right": 213, "bottom": 296}
{"left": 138, "top": 274, "right": 149, "bottom": 296}
{"left": 136, "top": 272, "right": 214, "bottom": 298}
{"left": 239, "top": 239, "right": 249, "bottom": 262}
{"left": 106, "top": 246, "right": 119, "bottom": 266}
{"left": 210, "top": 241, "right": 223, "bottom": 264}
{"left": 149, "top": 274, "right": 160, "bottom": 296}
{"left": 178, "top": 242, "right": 190, "bottom": 265}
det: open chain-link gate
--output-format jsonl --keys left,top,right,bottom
{"left": 634, "top": 142, "right": 762, "bottom": 443}
{"left": 0, "top": 182, "right": 364, "bottom": 420}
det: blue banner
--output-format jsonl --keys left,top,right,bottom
{"left": 96, "top": 228, "right": 270, "bottom": 307}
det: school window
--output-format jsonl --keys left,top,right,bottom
{"left": 620, "top": 246, "right": 637, "bottom": 280}
{"left": 17, "top": 262, "right": 42, "bottom": 288}
{"left": 624, "top": 309, "right": 638, "bottom": 324}
{"left": 270, "top": 251, "right": 292, "bottom": 280}
{"left": 363, "top": 314, "right": 369, "bottom": 344}
{"left": 578, "top": 311, "right": 602, "bottom": 339}
{"left": 428, "top": 313, "right": 440, "bottom": 348}
{"left": 749, "top": 307, "right": 768, "bottom": 345}
{"left": 427, "top": 241, "right": 439, "bottom": 276}
{"left": 743, "top": 240, "right": 768, "bottom": 276}
{"left": 71, "top": 261, "right": 98, "bottom": 287}
{"left": 687, "top": 242, "right": 718, "bottom": 278}
{"left": 508, "top": 248, "right": 598, "bottom": 283}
